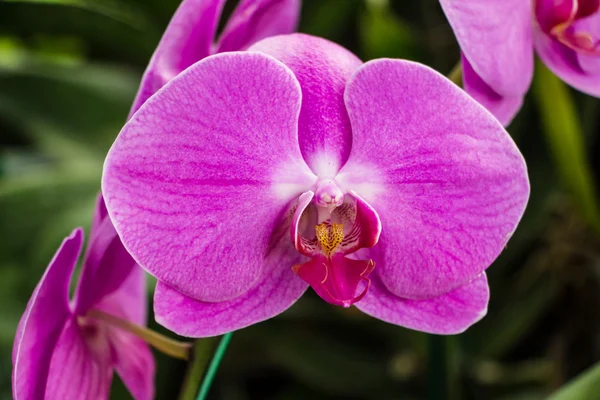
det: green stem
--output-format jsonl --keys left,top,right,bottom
{"left": 447, "top": 62, "right": 462, "bottom": 86}
{"left": 427, "top": 335, "right": 448, "bottom": 400}
{"left": 532, "top": 60, "right": 600, "bottom": 233}
{"left": 86, "top": 309, "right": 191, "bottom": 360}
{"left": 178, "top": 338, "right": 219, "bottom": 400}
{"left": 196, "top": 332, "right": 233, "bottom": 400}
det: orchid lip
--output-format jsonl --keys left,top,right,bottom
{"left": 290, "top": 188, "right": 382, "bottom": 307}
{"left": 292, "top": 257, "right": 375, "bottom": 308}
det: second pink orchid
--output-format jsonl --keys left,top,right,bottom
{"left": 440, "top": 0, "right": 600, "bottom": 125}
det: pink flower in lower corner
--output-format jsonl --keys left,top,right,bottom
{"left": 440, "top": 0, "right": 600, "bottom": 126}
{"left": 102, "top": 34, "right": 530, "bottom": 338}
{"left": 12, "top": 198, "right": 154, "bottom": 400}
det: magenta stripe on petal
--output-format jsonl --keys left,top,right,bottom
{"left": 103, "top": 52, "right": 315, "bottom": 302}
{"left": 339, "top": 59, "right": 529, "bottom": 300}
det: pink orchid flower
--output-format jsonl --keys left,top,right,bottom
{"left": 440, "top": 0, "right": 600, "bottom": 125}
{"left": 102, "top": 33, "right": 530, "bottom": 338}
{"left": 12, "top": 198, "right": 154, "bottom": 400}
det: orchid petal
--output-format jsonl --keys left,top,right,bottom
{"left": 534, "top": 25, "right": 600, "bottom": 96}
{"left": 535, "top": 0, "right": 577, "bottom": 33}
{"left": 103, "top": 52, "right": 315, "bottom": 302}
{"left": 97, "top": 262, "right": 148, "bottom": 328}
{"left": 12, "top": 229, "right": 82, "bottom": 400}
{"left": 130, "top": 0, "right": 227, "bottom": 113}
{"left": 154, "top": 240, "right": 308, "bottom": 337}
{"left": 291, "top": 190, "right": 316, "bottom": 256}
{"left": 462, "top": 55, "right": 524, "bottom": 126}
{"left": 90, "top": 194, "right": 109, "bottom": 236}
{"left": 216, "top": 0, "right": 301, "bottom": 53}
{"left": 440, "top": 0, "right": 534, "bottom": 96}
{"left": 45, "top": 319, "right": 113, "bottom": 400}
{"left": 250, "top": 34, "right": 363, "bottom": 176}
{"left": 339, "top": 59, "right": 529, "bottom": 299}
{"left": 74, "top": 201, "right": 139, "bottom": 316}
{"left": 110, "top": 329, "right": 155, "bottom": 400}
{"left": 571, "top": 13, "right": 600, "bottom": 73}
{"left": 92, "top": 262, "right": 153, "bottom": 399}
{"left": 578, "top": 52, "right": 600, "bottom": 75}
{"left": 340, "top": 191, "right": 381, "bottom": 254}
{"left": 355, "top": 273, "right": 489, "bottom": 334}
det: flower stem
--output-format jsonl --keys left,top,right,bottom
{"left": 177, "top": 338, "right": 219, "bottom": 400}
{"left": 447, "top": 61, "right": 462, "bottom": 86}
{"left": 427, "top": 335, "right": 461, "bottom": 400}
{"left": 427, "top": 335, "right": 448, "bottom": 400}
{"left": 195, "top": 333, "right": 233, "bottom": 400}
{"left": 87, "top": 309, "right": 192, "bottom": 360}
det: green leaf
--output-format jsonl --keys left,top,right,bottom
{"left": 0, "top": 62, "right": 139, "bottom": 161}
{"left": 0, "top": 170, "right": 99, "bottom": 276}
{"left": 465, "top": 275, "right": 559, "bottom": 358}
{"left": 0, "top": 2, "right": 157, "bottom": 65}
{"left": 2, "top": 0, "right": 149, "bottom": 30}
{"left": 359, "top": 0, "right": 418, "bottom": 60}
{"left": 299, "top": 0, "right": 359, "bottom": 50}
{"left": 262, "top": 326, "right": 392, "bottom": 396}
{"left": 532, "top": 61, "right": 600, "bottom": 233}
{"left": 547, "top": 361, "right": 600, "bottom": 400}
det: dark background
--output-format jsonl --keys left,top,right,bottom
{"left": 1, "top": 0, "right": 600, "bottom": 399}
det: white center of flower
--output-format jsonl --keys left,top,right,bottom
{"left": 314, "top": 179, "right": 344, "bottom": 213}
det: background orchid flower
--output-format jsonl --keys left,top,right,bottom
{"left": 439, "top": 0, "right": 600, "bottom": 126}
{"left": 102, "top": 33, "right": 529, "bottom": 338}
{"left": 131, "top": 0, "right": 301, "bottom": 113}
{"left": 12, "top": 197, "right": 154, "bottom": 400}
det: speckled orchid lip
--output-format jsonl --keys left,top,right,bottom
{"left": 440, "top": 0, "right": 600, "bottom": 127}
{"left": 291, "top": 189, "right": 381, "bottom": 308}
{"left": 103, "top": 33, "right": 529, "bottom": 337}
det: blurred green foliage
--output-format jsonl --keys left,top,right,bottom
{"left": 1, "top": 0, "right": 599, "bottom": 399}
